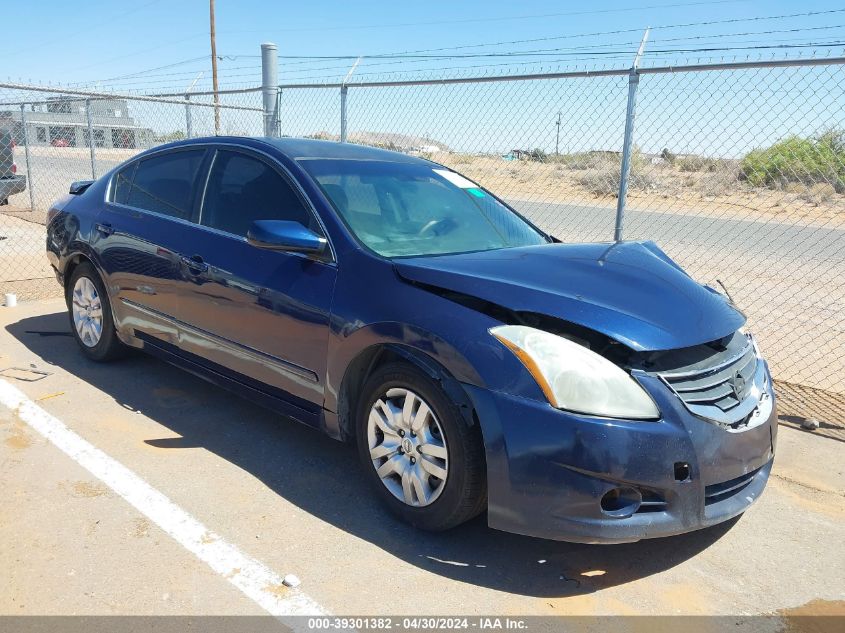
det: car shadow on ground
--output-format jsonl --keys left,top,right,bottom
{"left": 6, "top": 310, "right": 741, "bottom": 599}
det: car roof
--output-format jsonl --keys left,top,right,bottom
{"left": 156, "top": 136, "right": 431, "bottom": 164}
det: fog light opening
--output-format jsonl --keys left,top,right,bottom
{"left": 600, "top": 487, "right": 642, "bottom": 518}
{"left": 674, "top": 462, "right": 691, "bottom": 482}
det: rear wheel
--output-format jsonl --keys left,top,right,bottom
{"left": 66, "top": 263, "right": 126, "bottom": 362}
{"left": 356, "top": 362, "right": 486, "bottom": 531}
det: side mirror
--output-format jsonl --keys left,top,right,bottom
{"left": 247, "top": 220, "right": 327, "bottom": 255}
{"left": 69, "top": 180, "right": 95, "bottom": 195}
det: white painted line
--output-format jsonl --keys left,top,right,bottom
{"left": 0, "top": 379, "right": 328, "bottom": 621}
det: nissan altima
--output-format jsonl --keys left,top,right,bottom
{"left": 45, "top": 137, "right": 776, "bottom": 543}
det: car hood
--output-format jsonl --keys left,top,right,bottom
{"left": 393, "top": 241, "right": 745, "bottom": 351}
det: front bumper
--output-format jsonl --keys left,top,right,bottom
{"left": 0, "top": 175, "right": 27, "bottom": 200}
{"left": 466, "top": 363, "right": 777, "bottom": 544}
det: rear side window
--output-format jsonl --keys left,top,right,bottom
{"left": 200, "top": 150, "right": 316, "bottom": 237}
{"left": 111, "top": 162, "right": 136, "bottom": 204}
{"left": 126, "top": 150, "right": 205, "bottom": 220}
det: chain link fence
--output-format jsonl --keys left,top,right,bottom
{"left": 277, "top": 58, "right": 845, "bottom": 432}
{"left": 1, "top": 57, "right": 843, "bottom": 432}
{"left": 0, "top": 84, "right": 263, "bottom": 298}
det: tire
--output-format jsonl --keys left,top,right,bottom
{"left": 356, "top": 361, "right": 486, "bottom": 531}
{"left": 0, "top": 198, "right": 8, "bottom": 206}
{"left": 65, "top": 262, "right": 126, "bottom": 362}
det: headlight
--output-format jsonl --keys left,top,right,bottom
{"left": 490, "top": 325, "right": 660, "bottom": 420}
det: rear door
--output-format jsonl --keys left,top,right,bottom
{"left": 96, "top": 147, "right": 208, "bottom": 343}
{"left": 171, "top": 147, "right": 338, "bottom": 420}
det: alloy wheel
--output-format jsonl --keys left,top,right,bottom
{"left": 71, "top": 276, "right": 103, "bottom": 348}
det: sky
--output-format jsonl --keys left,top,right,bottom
{"left": 5, "top": 0, "right": 845, "bottom": 91}
{"left": 3, "top": 1, "right": 844, "bottom": 155}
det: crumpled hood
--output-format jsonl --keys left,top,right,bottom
{"left": 394, "top": 241, "right": 745, "bottom": 351}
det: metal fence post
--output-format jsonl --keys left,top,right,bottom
{"left": 185, "top": 94, "right": 192, "bottom": 138}
{"left": 340, "top": 86, "right": 348, "bottom": 143}
{"left": 85, "top": 98, "right": 96, "bottom": 179}
{"left": 614, "top": 28, "right": 650, "bottom": 243}
{"left": 339, "top": 57, "right": 361, "bottom": 144}
{"left": 275, "top": 88, "right": 282, "bottom": 136}
{"left": 19, "top": 104, "right": 35, "bottom": 211}
{"left": 261, "top": 42, "right": 279, "bottom": 137}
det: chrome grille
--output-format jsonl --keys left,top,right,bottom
{"left": 662, "top": 345, "right": 757, "bottom": 413}
{"left": 658, "top": 338, "right": 769, "bottom": 427}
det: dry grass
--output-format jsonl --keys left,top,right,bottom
{"left": 431, "top": 153, "right": 845, "bottom": 222}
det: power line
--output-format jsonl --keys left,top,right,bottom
{"left": 218, "top": 0, "right": 751, "bottom": 34}
{"left": 69, "top": 56, "right": 209, "bottom": 86}
{"left": 71, "top": 7, "right": 845, "bottom": 87}
{"left": 264, "top": 40, "right": 845, "bottom": 62}
{"left": 650, "top": 21, "right": 845, "bottom": 43}
{"left": 258, "top": 7, "right": 845, "bottom": 63}
{"left": 273, "top": 47, "right": 845, "bottom": 84}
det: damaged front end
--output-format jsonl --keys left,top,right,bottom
{"left": 393, "top": 241, "right": 776, "bottom": 542}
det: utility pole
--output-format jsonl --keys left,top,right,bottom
{"left": 555, "top": 111, "right": 561, "bottom": 156}
{"left": 209, "top": 0, "right": 220, "bottom": 135}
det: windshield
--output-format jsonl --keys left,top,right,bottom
{"left": 300, "top": 159, "right": 547, "bottom": 257}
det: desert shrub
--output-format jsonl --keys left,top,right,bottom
{"left": 577, "top": 169, "right": 619, "bottom": 195}
{"left": 554, "top": 151, "right": 619, "bottom": 170}
{"left": 577, "top": 166, "right": 661, "bottom": 196}
{"left": 696, "top": 169, "right": 741, "bottom": 197}
{"left": 676, "top": 155, "right": 724, "bottom": 172}
{"left": 525, "top": 148, "right": 547, "bottom": 162}
{"left": 450, "top": 153, "right": 475, "bottom": 164}
{"left": 740, "top": 130, "right": 845, "bottom": 192}
{"left": 660, "top": 147, "right": 676, "bottom": 163}
{"left": 800, "top": 182, "right": 837, "bottom": 205}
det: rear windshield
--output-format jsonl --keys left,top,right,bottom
{"left": 300, "top": 159, "right": 546, "bottom": 257}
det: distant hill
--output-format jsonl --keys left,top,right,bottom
{"left": 304, "top": 130, "right": 450, "bottom": 152}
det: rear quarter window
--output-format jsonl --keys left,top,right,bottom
{"left": 110, "top": 162, "right": 136, "bottom": 204}
{"left": 125, "top": 150, "right": 205, "bottom": 220}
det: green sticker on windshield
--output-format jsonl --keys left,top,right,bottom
{"left": 467, "top": 188, "right": 486, "bottom": 198}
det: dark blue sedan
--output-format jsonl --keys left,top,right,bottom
{"left": 45, "top": 137, "right": 776, "bottom": 543}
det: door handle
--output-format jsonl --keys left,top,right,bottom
{"left": 95, "top": 222, "right": 114, "bottom": 236}
{"left": 181, "top": 254, "right": 209, "bottom": 274}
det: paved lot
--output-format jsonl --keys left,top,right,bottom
{"left": 1, "top": 298, "right": 843, "bottom": 621}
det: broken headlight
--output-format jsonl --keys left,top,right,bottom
{"left": 491, "top": 325, "right": 660, "bottom": 420}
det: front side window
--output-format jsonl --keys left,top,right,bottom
{"left": 300, "top": 159, "right": 547, "bottom": 258}
{"left": 200, "top": 150, "right": 316, "bottom": 237}
{"left": 126, "top": 150, "right": 205, "bottom": 220}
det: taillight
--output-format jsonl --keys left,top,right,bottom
{"left": 11, "top": 163, "right": 16, "bottom": 174}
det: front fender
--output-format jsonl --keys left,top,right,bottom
{"left": 324, "top": 320, "right": 487, "bottom": 414}
{"left": 322, "top": 250, "right": 549, "bottom": 441}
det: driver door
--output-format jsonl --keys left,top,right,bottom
{"left": 173, "top": 147, "right": 337, "bottom": 421}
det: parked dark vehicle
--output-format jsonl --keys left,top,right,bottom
{"left": 45, "top": 138, "right": 776, "bottom": 543}
{"left": 0, "top": 129, "right": 27, "bottom": 205}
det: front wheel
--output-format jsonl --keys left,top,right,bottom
{"left": 66, "top": 262, "right": 126, "bottom": 362}
{"left": 356, "top": 362, "right": 486, "bottom": 531}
